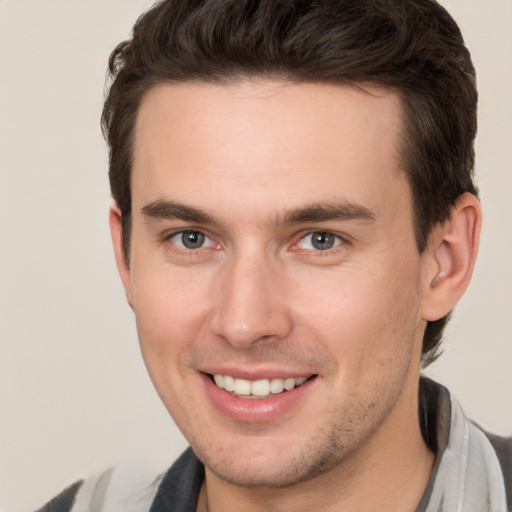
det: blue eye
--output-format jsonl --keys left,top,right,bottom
{"left": 298, "top": 231, "right": 342, "bottom": 251}
{"left": 171, "top": 230, "right": 210, "bottom": 249}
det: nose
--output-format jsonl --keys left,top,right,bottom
{"left": 210, "top": 253, "right": 293, "bottom": 348}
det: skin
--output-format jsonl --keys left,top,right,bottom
{"left": 110, "top": 80, "right": 481, "bottom": 511}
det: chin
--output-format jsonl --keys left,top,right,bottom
{"left": 191, "top": 430, "right": 351, "bottom": 489}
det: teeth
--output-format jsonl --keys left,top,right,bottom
{"left": 251, "top": 379, "right": 271, "bottom": 396}
{"left": 223, "top": 375, "right": 235, "bottom": 392}
{"left": 283, "top": 377, "right": 295, "bottom": 391}
{"left": 234, "top": 378, "right": 251, "bottom": 396}
{"left": 212, "top": 374, "right": 309, "bottom": 398}
{"left": 270, "top": 378, "right": 284, "bottom": 394}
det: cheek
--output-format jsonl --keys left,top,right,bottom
{"left": 289, "top": 256, "right": 422, "bottom": 372}
{"left": 131, "top": 266, "right": 213, "bottom": 379}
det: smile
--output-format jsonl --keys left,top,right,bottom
{"left": 212, "top": 374, "right": 310, "bottom": 398}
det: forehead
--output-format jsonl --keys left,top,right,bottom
{"left": 132, "top": 79, "right": 408, "bottom": 222}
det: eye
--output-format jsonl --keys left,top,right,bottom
{"left": 170, "top": 230, "right": 211, "bottom": 250}
{"left": 298, "top": 231, "right": 343, "bottom": 251}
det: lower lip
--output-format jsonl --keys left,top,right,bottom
{"left": 200, "top": 373, "right": 316, "bottom": 423}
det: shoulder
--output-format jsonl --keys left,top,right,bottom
{"left": 33, "top": 448, "right": 203, "bottom": 512}
{"left": 34, "top": 463, "right": 164, "bottom": 512}
{"left": 419, "top": 377, "right": 512, "bottom": 511}
{"left": 148, "top": 447, "right": 205, "bottom": 511}
{"left": 35, "top": 481, "right": 83, "bottom": 512}
{"left": 480, "top": 428, "right": 512, "bottom": 511}
{"left": 484, "top": 431, "right": 512, "bottom": 475}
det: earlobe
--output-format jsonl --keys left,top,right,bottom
{"left": 109, "top": 204, "right": 134, "bottom": 309}
{"left": 421, "top": 193, "right": 482, "bottom": 321}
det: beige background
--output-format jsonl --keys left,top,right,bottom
{"left": 0, "top": 1, "right": 510, "bottom": 510}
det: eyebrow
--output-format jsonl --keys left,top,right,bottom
{"left": 282, "top": 202, "right": 377, "bottom": 225}
{"left": 142, "top": 200, "right": 215, "bottom": 224}
{"left": 141, "top": 199, "right": 377, "bottom": 227}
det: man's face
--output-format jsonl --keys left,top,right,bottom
{"left": 117, "top": 80, "right": 432, "bottom": 487}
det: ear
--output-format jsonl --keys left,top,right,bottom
{"left": 109, "top": 204, "right": 134, "bottom": 309}
{"left": 421, "top": 193, "right": 482, "bottom": 321}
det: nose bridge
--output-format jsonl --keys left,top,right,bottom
{"left": 210, "top": 246, "right": 291, "bottom": 347}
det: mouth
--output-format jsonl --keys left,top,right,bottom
{"left": 209, "top": 373, "right": 313, "bottom": 399}
{"left": 201, "top": 371, "right": 318, "bottom": 422}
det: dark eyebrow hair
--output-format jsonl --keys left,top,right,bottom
{"left": 141, "top": 199, "right": 376, "bottom": 228}
{"left": 283, "top": 202, "right": 377, "bottom": 225}
{"left": 141, "top": 200, "right": 215, "bottom": 224}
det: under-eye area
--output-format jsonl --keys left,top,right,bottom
{"left": 207, "top": 373, "right": 316, "bottom": 399}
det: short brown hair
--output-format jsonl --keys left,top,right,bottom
{"left": 102, "top": 0, "right": 478, "bottom": 365}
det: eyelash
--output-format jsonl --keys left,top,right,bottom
{"left": 166, "top": 230, "right": 219, "bottom": 251}
{"left": 294, "top": 231, "right": 345, "bottom": 253}
{"left": 164, "top": 229, "right": 347, "bottom": 256}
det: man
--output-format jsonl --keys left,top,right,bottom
{"left": 37, "top": 0, "right": 510, "bottom": 511}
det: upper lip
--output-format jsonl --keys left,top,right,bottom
{"left": 199, "top": 366, "right": 315, "bottom": 381}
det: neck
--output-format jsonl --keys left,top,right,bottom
{"left": 197, "top": 379, "right": 434, "bottom": 512}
